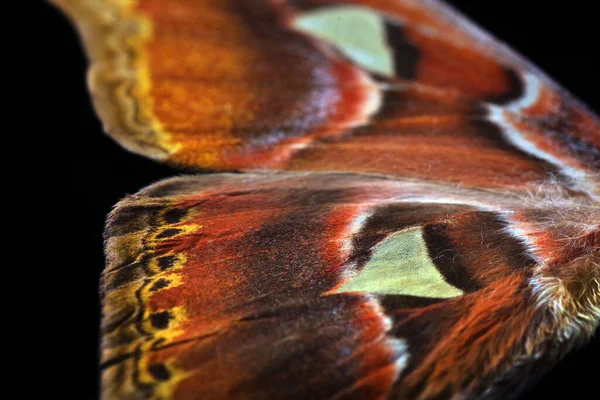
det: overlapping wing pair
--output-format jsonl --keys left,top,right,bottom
{"left": 52, "top": 0, "right": 599, "bottom": 398}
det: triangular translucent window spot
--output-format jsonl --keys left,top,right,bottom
{"left": 293, "top": 6, "right": 396, "bottom": 78}
{"left": 336, "top": 227, "right": 464, "bottom": 298}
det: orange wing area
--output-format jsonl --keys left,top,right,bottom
{"left": 102, "top": 173, "right": 599, "bottom": 399}
{"left": 53, "top": 0, "right": 600, "bottom": 196}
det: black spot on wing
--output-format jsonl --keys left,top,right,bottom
{"left": 148, "top": 363, "right": 171, "bottom": 381}
{"left": 385, "top": 22, "right": 420, "bottom": 80}
{"left": 150, "top": 311, "right": 171, "bottom": 330}
{"left": 150, "top": 278, "right": 170, "bottom": 292}
{"left": 163, "top": 208, "right": 187, "bottom": 224}
{"left": 485, "top": 67, "right": 525, "bottom": 105}
{"left": 157, "top": 255, "right": 177, "bottom": 271}
{"left": 156, "top": 228, "right": 181, "bottom": 239}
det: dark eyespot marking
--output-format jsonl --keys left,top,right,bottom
{"left": 149, "top": 279, "right": 170, "bottom": 292}
{"left": 156, "top": 228, "right": 181, "bottom": 239}
{"left": 157, "top": 255, "right": 177, "bottom": 271}
{"left": 148, "top": 363, "right": 171, "bottom": 381}
{"left": 150, "top": 311, "right": 171, "bottom": 330}
{"left": 163, "top": 208, "right": 187, "bottom": 224}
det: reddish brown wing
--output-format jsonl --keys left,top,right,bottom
{"left": 103, "top": 173, "right": 599, "bottom": 399}
{"left": 51, "top": 0, "right": 600, "bottom": 399}
{"left": 52, "top": 0, "right": 599, "bottom": 196}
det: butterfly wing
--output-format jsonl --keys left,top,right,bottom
{"left": 52, "top": 0, "right": 599, "bottom": 196}
{"left": 103, "top": 173, "right": 598, "bottom": 399}
{"left": 51, "top": 0, "right": 600, "bottom": 398}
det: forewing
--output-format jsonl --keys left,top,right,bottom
{"left": 52, "top": 0, "right": 599, "bottom": 196}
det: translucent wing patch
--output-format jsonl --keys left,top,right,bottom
{"left": 335, "top": 227, "right": 464, "bottom": 298}
{"left": 293, "top": 6, "right": 396, "bottom": 77}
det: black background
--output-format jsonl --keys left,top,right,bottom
{"left": 31, "top": 1, "right": 598, "bottom": 398}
